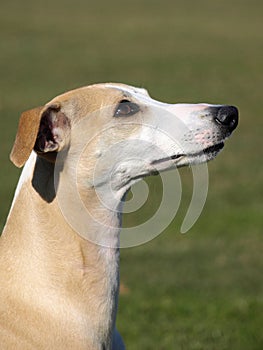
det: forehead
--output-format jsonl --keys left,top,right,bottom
{"left": 102, "top": 83, "right": 151, "bottom": 100}
{"left": 49, "top": 83, "right": 158, "bottom": 116}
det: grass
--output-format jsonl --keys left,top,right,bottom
{"left": 0, "top": 0, "right": 262, "bottom": 348}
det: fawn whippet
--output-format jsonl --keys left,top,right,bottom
{"left": 0, "top": 83, "right": 238, "bottom": 349}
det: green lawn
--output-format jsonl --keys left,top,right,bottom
{"left": 0, "top": 0, "right": 262, "bottom": 348}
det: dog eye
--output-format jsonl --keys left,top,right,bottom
{"left": 114, "top": 100, "right": 140, "bottom": 117}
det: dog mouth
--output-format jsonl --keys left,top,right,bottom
{"left": 117, "top": 142, "right": 225, "bottom": 189}
{"left": 151, "top": 142, "right": 225, "bottom": 167}
{"left": 204, "top": 142, "right": 224, "bottom": 154}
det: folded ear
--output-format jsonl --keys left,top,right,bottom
{"left": 10, "top": 103, "right": 70, "bottom": 168}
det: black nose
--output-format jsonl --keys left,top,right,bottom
{"left": 214, "top": 105, "right": 239, "bottom": 131}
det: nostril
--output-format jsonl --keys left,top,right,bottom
{"left": 215, "top": 105, "right": 239, "bottom": 131}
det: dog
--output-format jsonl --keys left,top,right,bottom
{"left": 0, "top": 83, "right": 238, "bottom": 349}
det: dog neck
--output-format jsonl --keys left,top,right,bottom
{"left": 2, "top": 152, "right": 122, "bottom": 349}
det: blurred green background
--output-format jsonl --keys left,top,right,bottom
{"left": 0, "top": 0, "right": 262, "bottom": 349}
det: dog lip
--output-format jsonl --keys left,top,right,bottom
{"left": 185, "top": 142, "right": 225, "bottom": 158}
{"left": 150, "top": 142, "right": 225, "bottom": 166}
{"left": 203, "top": 142, "right": 224, "bottom": 155}
{"left": 151, "top": 154, "right": 184, "bottom": 165}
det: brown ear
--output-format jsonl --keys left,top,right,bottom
{"left": 10, "top": 103, "right": 70, "bottom": 168}
{"left": 10, "top": 107, "right": 44, "bottom": 168}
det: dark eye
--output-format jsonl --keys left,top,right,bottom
{"left": 114, "top": 100, "right": 140, "bottom": 117}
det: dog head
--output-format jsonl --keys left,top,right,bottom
{"left": 10, "top": 83, "right": 238, "bottom": 196}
